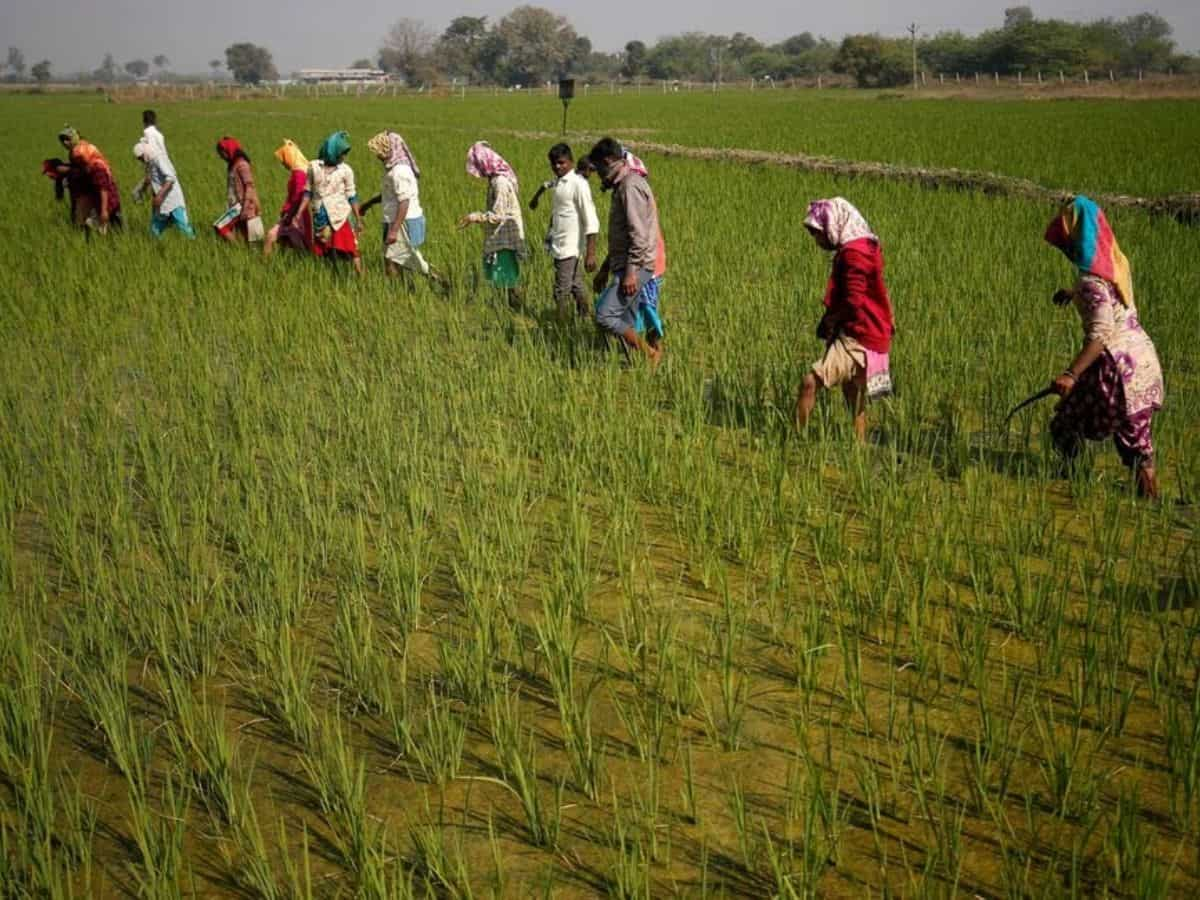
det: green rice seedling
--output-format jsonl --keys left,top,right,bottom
{"left": 276, "top": 819, "right": 314, "bottom": 900}
{"left": 332, "top": 589, "right": 394, "bottom": 717}
{"left": 406, "top": 682, "right": 466, "bottom": 787}
{"left": 727, "top": 774, "right": 755, "bottom": 871}
{"left": 536, "top": 590, "right": 605, "bottom": 798}
{"left": 378, "top": 522, "right": 431, "bottom": 637}
{"left": 300, "top": 716, "right": 382, "bottom": 876}
{"left": 249, "top": 622, "right": 317, "bottom": 749}
{"left": 225, "top": 799, "right": 283, "bottom": 900}
{"left": 608, "top": 790, "right": 653, "bottom": 900}
{"left": 699, "top": 590, "right": 749, "bottom": 752}
{"left": 126, "top": 772, "right": 190, "bottom": 898}
{"left": 760, "top": 821, "right": 804, "bottom": 900}
{"left": 489, "top": 689, "right": 562, "bottom": 849}
{"left": 408, "top": 797, "right": 474, "bottom": 899}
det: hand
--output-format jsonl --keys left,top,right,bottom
{"left": 1052, "top": 288, "right": 1074, "bottom": 307}
{"left": 1052, "top": 373, "right": 1076, "bottom": 397}
{"left": 584, "top": 252, "right": 598, "bottom": 273}
{"left": 99, "top": 209, "right": 110, "bottom": 225}
{"left": 151, "top": 195, "right": 162, "bottom": 211}
{"left": 385, "top": 231, "right": 398, "bottom": 246}
{"left": 620, "top": 270, "right": 638, "bottom": 299}
{"left": 457, "top": 215, "right": 473, "bottom": 230}
{"left": 816, "top": 315, "right": 833, "bottom": 341}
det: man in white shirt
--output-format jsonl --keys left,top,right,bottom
{"left": 133, "top": 138, "right": 194, "bottom": 238}
{"left": 141, "top": 109, "right": 167, "bottom": 158}
{"left": 532, "top": 143, "right": 599, "bottom": 319}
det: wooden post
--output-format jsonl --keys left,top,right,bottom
{"left": 994, "top": 71, "right": 999, "bottom": 84}
{"left": 939, "top": 73, "right": 944, "bottom": 85}
{"left": 975, "top": 72, "right": 980, "bottom": 85}
{"left": 1059, "top": 70, "right": 1064, "bottom": 84}
{"left": 1083, "top": 69, "right": 1089, "bottom": 84}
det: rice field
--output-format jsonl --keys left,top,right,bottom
{"left": 1, "top": 90, "right": 1198, "bottom": 897}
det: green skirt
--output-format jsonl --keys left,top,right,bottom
{"left": 484, "top": 250, "right": 520, "bottom": 288}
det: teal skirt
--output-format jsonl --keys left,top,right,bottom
{"left": 484, "top": 250, "right": 520, "bottom": 288}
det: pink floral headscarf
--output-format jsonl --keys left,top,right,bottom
{"left": 466, "top": 141, "right": 516, "bottom": 184}
{"left": 804, "top": 197, "right": 877, "bottom": 248}
{"left": 368, "top": 131, "right": 420, "bottom": 178}
{"left": 622, "top": 148, "right": 648, "bottom": 176}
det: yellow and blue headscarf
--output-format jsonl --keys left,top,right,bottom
{"left": 1044, "top": 195, "right": 1133, "bottom": 306}
{"left": 317, "top": 131, "right": 351, "bottom": 166}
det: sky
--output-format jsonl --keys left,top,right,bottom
{"left": 3, "top": 0, "right": 1197, "bottom": 75}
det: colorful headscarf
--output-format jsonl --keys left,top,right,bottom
{"left": 1044, "top": 195, "right": 1133, "bottom": 306}
{"left": 622, "top": 148, "right": 648, "bottom": 177}
{"left": 274, "top": 139, "right": 308, "bottom": 172}
{"left": 317, "top": 131, "right": 351, "bottom": 166}
{"left": 804, "top": 198, "right": 878, "bottom": 248}
{"left": 367, "top": 131, "right": 420, "bottom": 177}
{"left": 216, "top": 136, "right": 247, "bottom": 166}
{"left": 58, "top": 126, "right": 81, "bottom": 148}
{"left": 71, "top": 140, "right": 105, "bottom": 169}
{"left": 466, "top": 141, "right": 515, "bottom": 184}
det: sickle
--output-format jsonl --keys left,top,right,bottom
{"left": 1004, "top": 386, "right": 1057, "bottom": 427}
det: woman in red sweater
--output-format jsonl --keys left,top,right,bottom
{"left": 796, "top": 198, "right": 895, "bottom": 442}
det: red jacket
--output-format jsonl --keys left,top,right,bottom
{"left": 820, "top": 238, "right": 894, "bottom": 354}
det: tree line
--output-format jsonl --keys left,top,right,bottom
{"left": 4, "top": 5, "right": 1195, "bottom": 88}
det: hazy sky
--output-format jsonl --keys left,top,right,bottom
{"left": 3, "top": 1, "right": 1197, "bottom": 75}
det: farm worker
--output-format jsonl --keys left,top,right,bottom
{"left": 41, "top": 157, "right": 85, "bottom": 224}
{"left": 1043, "top": 196, "right": 1164, "bottom": 499}
{"left": 141, "top": 109, "right": 167, "bottom": 159}
{"left": 132, "top": 139, "right": 195, "bottom": 238}
{"left": 458, "top": 141, "right": 526, "bottom": 308}
{"left": 57, "top": 126, "right": 122, "bottom": 231}
{"left": 586, "top": 137, "right": 664, "bottom": 365}
{"left": 213, "top": 137, "right": 263, "bottom": 243}
{"left": 528, "top": 143, "right": 600, "bottom": 319}
{"left": 795, "top": 198, "right": 895, "bottom": 442}
{"left": 263, "top": 139, "right": 313, "bottom": 256}
{"left": 295, "top": 131, "right": 363, "bottom": 274}
{"left": 363, "top": 131, "right": 447, "bottom": 290}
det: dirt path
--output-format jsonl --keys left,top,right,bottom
{"left": 503, "top": 129, "right": 1200, "bottom": 224}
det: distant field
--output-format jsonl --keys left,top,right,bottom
{"left": 1, "top": 92, "right": 1197, "bottom": 897}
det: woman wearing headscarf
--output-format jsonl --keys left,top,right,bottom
{"left": 214, "top": 137, "right": 263, "bottom": 243}
{"left": 56, "top": 126, "right": 122, "bottom": 231}
{"left": 458, "top": 141, "right": 525, "bottom": 307}
{"left": 295, "top": 131, "right": 362, "bottom": 274}
{"left": 1043, "top": 196, "right": 1164, "bottom": 498}
{"left": 795, "top": 197, "right": 895, "bottom": 442}
{"left": 263, "top": 139, "right": 313, "bottom": 256}
{"left": 364, "top": 131, "right": 445, "bottom": 289}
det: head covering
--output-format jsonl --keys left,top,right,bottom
{"left": 804, "top": 198, "right": 878, "bottom": 248}
{"left": 216, "top": 136, "right": 247, "bottom": 166}
{"left": 274, "top": 139, "right": 308, "bottom": 172}
{"left": 133, "top": 139, "right": 156, "bottom": 162}
{"left": 1044, "top": 195, "right": 1133, "bottom": 306}
{"left": 58, "top": 126, "right": 81, "bottom": 148}
{"left": 316, "top": 131, "right": 351, "bottom": 166}
{"left": 367, "top": 131, "right": 420, "bottom": 177}
{"left": 466, "top": 141, "right": 515, "bottom": 184}
{"left": 622, "top": 148, "right": 648, "bottom": 177}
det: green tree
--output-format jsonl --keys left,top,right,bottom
{"left": 378, "top": 18, "right": 435, "bottom": 83}
{"left": 152, "top": 54, "right": 169, "bottom": 72}
{"left": 95, "top": 53, "right": 118, "bottom": 83}
{"left": 495, "top": 6, "right": 579, "bottom": 85}
{"left": 224, "top": 43, "right": 278, "bottom": 84}
{"left": 832, "top": 35, "right": 909, "bottom": 87}
{"left": 6, "top": 47, "right": 25, "bottom": 80}
{"left": 30, "top": 59, "right": 51, "bottom": 84}
{"left": 1118, "top": 13, "right": 1174, "bottom": 72}
{"left": 124, "top": 59, "right": 150, "bottom": 79}
{"left": 778, "top": 33, "right": 817, "bottom": 56}
{"left": 436, "top": 16, "right": 490, "bottom": 81}
{"left": 622, "top": 40, "right": 647, "bottom": 77}
{"left": 351, "top": 58, "right": 373, "bottom": 69}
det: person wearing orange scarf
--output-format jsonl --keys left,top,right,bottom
{"left": 57, "top": 126, "right": 122, "bottom": 231}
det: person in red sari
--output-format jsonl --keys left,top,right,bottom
{"left": 796, "top": 197, "right": 895, "bottom": 442}
{"left": 56, "top": 127, "right": 122, "bottom": 231}
{"left": 214, "top": 137, "right": 263, "bottom": 243}
{"left": 264, "top": 139, "right": 313, "bottom": 256}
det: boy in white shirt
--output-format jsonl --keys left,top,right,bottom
{"left": 530, "top": 143, "right": 599, "bottom": 319}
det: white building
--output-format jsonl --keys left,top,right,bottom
{"left": 297, "top": 68, "right": 388, "bottom": 86}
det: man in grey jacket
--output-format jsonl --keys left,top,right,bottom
{"left": 588, "top": 137, "right": 662, "bottom": 366}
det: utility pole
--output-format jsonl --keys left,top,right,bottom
{"left": 908, "top": 23, "right": 919, "bottom": 91}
